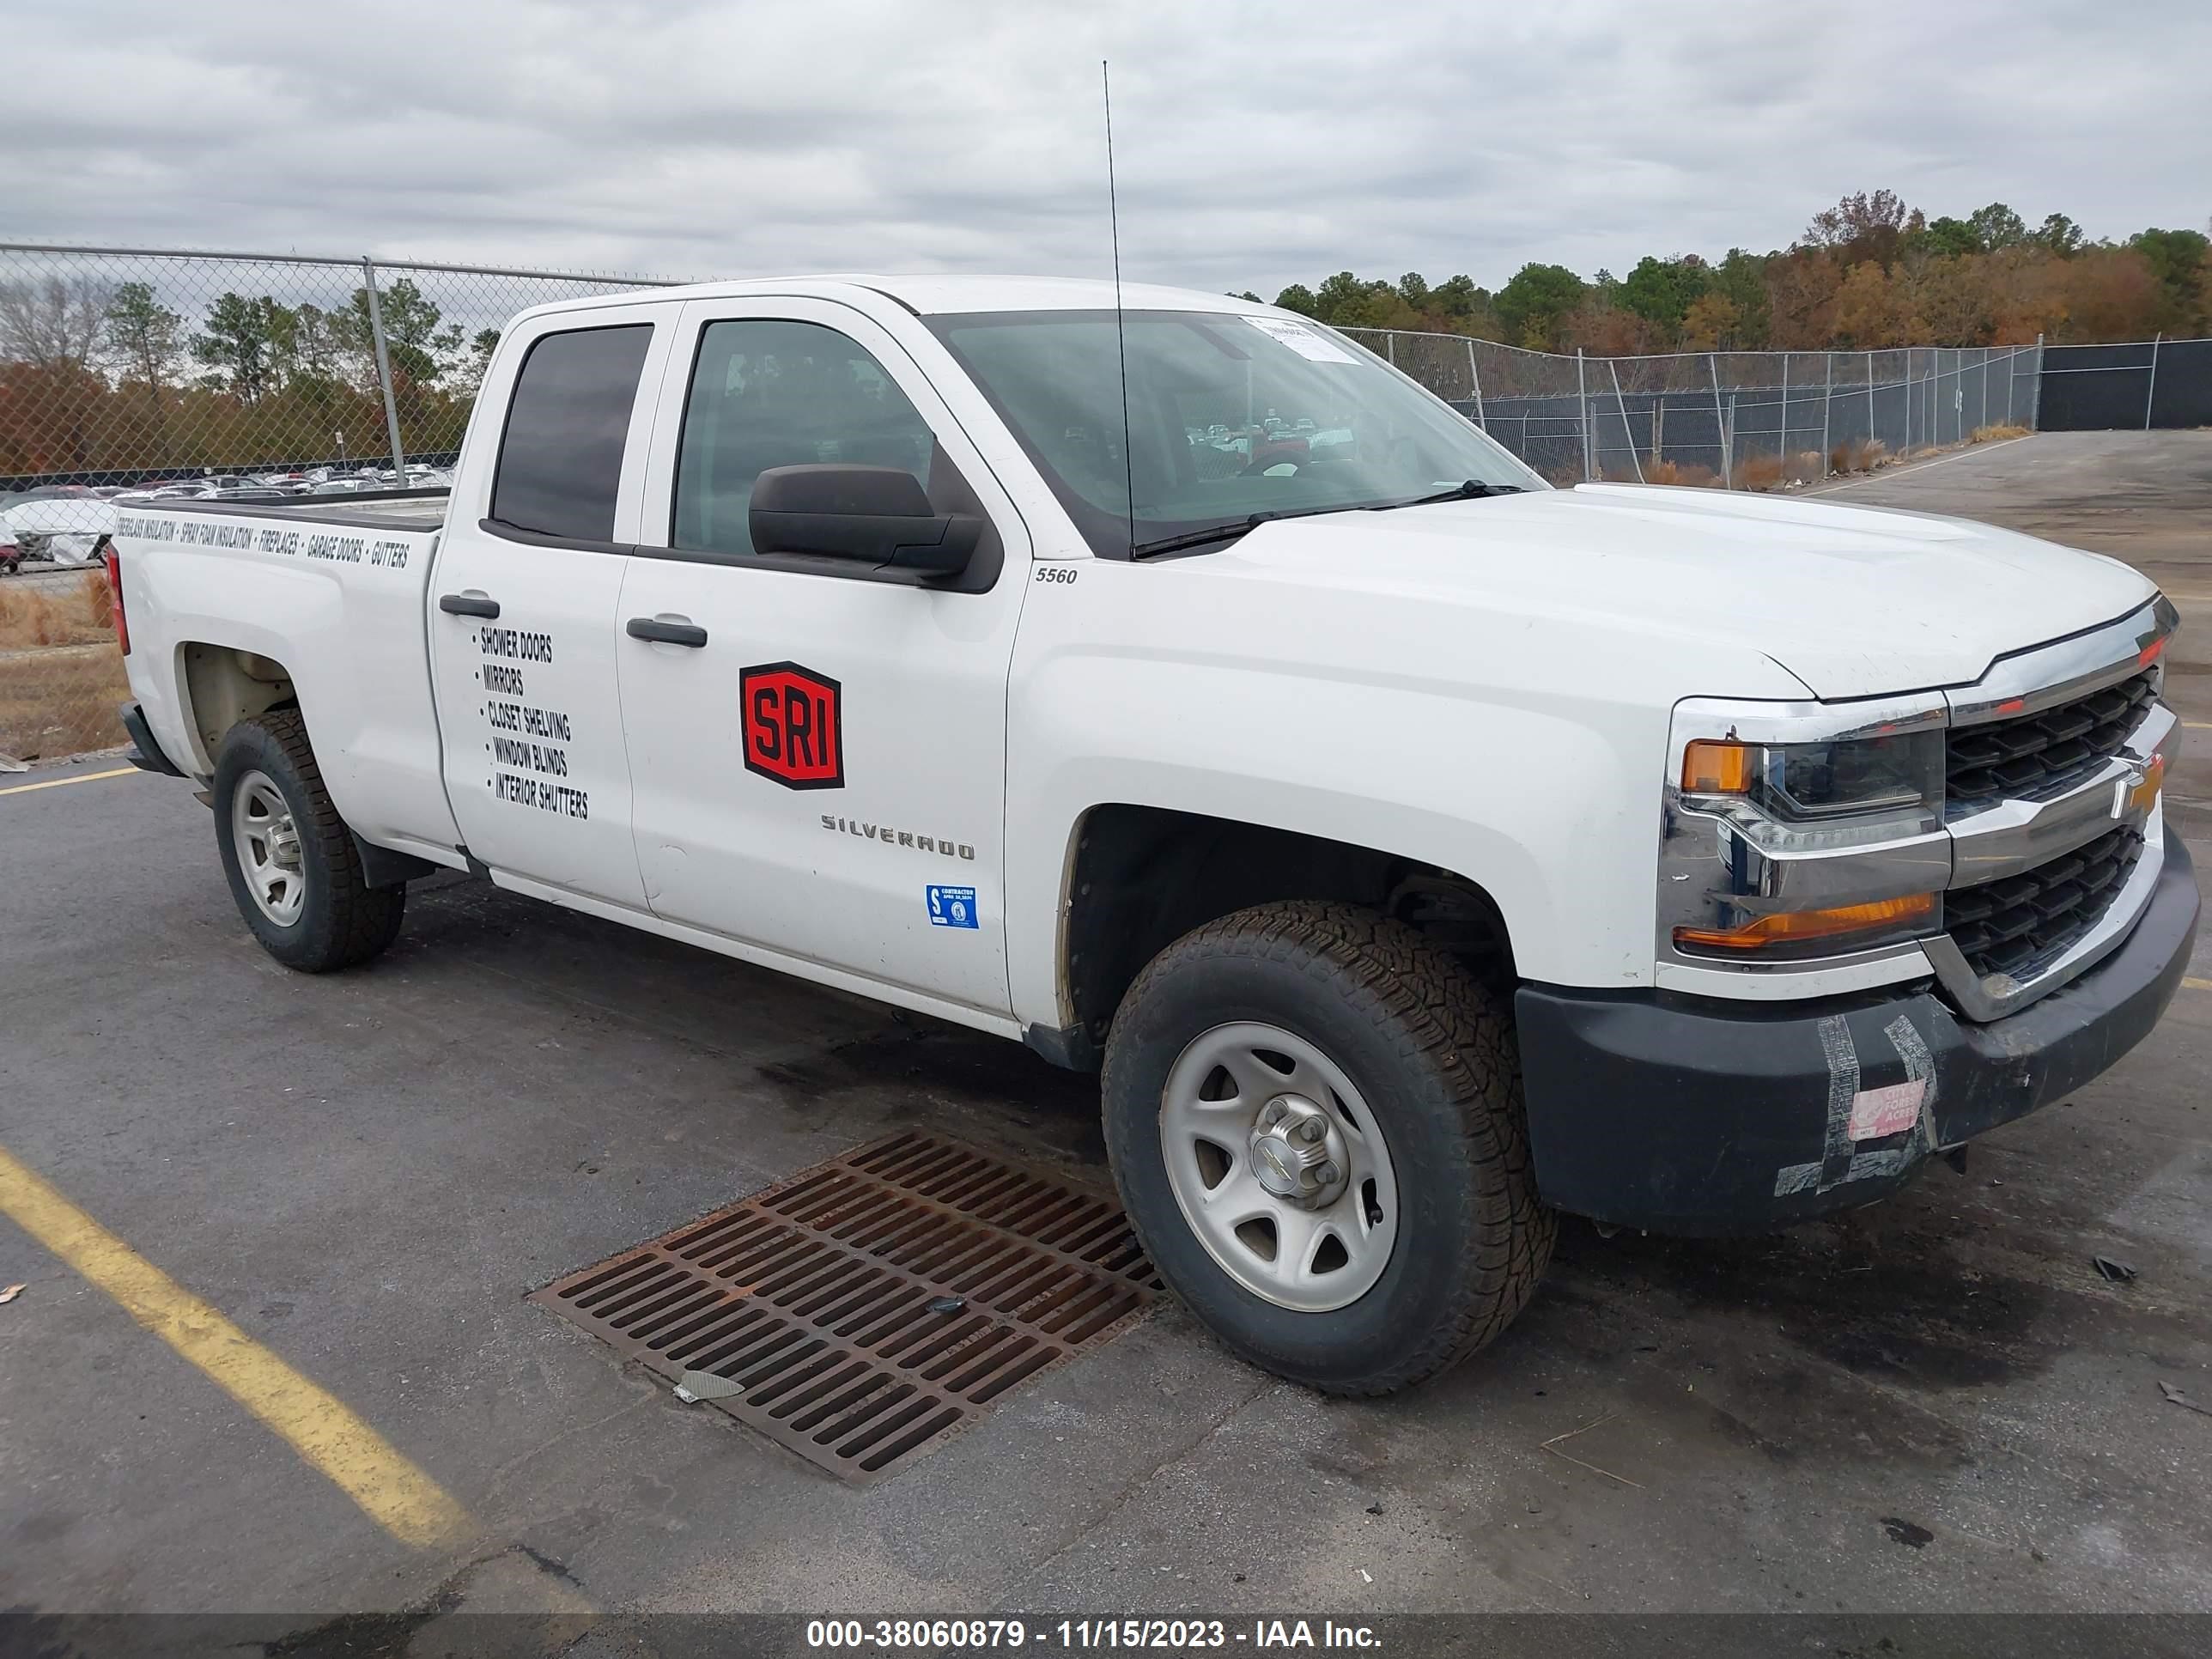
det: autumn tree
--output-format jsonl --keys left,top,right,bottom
{"left": 1802, "top": 190, "right": 1919, "bottom": 267}
{"left": 1678, "top": 293, "right": 1743, "bottom": 350}
{"left": 1828, "top": 263, "right": 1919, "bottom": 348}
{"left": 2057, "top": 248, "right": 2169, "bottom": 341}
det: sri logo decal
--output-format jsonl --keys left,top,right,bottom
{"left": 740, "top": 662, "right": 843, "bottom": 790}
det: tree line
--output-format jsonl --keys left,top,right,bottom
{"left": 0, "top": 270, "right": 500, "bottom": 480}
{"left": 1244, "top": 191, "right": 2211, "bottom": 355}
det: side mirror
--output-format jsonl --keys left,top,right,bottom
{"left": 748, "top": 465, "right": 981, "bottom": 575}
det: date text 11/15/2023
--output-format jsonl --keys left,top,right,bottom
{"left": 805, "top": 1617, "right": 1381, "bottom": 1650}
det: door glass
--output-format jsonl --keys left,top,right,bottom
{"left": 490, "top": 324, "right": 653, "bottom": 541}
{"left": 671, "top": 319, "right": 935, "bottom": 556}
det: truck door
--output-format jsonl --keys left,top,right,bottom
{"left": 427, "top": 301, "right": 680, "bottom": 907}
{"left": 616, "top": 296, "right": 1031, "bottom": 1018}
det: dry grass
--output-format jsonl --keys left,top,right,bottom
{"left": 1971, "top": 423, "right": 2032, "bottom": 443}
{"left": 0, "top": 571, "right": 129, "bottom": 758}
{"left": 1780, "top": 449, "right": 1828, "bottom": 486}
{"left": 1829, "top": 437, "right": 1890, "bottom": 477}
{"left": 0, "top": 641, "right": 131, "bottom": 759}
{"left": 1637, "top": 455, "right": 1716, "bottom": 486}
{"left": 1732, "top": 454, "right": 1786, "bottom": 492}
{"left": 0, "top": 570, "right": 116, "bottom": 651}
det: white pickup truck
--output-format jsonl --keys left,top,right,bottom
{"left": 108, "top": 276, "right": 2197, "bottom": 1395}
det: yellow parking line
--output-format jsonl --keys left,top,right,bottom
{"left": 0, "top": 1143, "right": 474, "bottom": 1548}
{"left": 0, "top": 766, "right": 138, "bottom": 797}
{"left": 2185, "top": 977, "right": 2212, "bottom": 993}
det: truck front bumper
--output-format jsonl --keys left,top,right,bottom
{"left": 1516, "top": 837, "right": 2198, "bottom": 1236}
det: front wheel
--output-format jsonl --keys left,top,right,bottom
{"left": 1101, "top": 901, "right": 1553, "bottom": 1395}
{"left": 212, "top": 709, "right": 404, "bottom": 972}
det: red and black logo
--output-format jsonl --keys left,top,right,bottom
{"left": 741, "top": 661, "right": 843, "bottom": 790}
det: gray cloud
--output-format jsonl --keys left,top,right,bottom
{"left": 10, "top": 0, "right": 2208, "bottom": 295}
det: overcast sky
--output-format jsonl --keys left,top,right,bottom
{"left": 11, "top": 0, "right": 2208, "bottom": 296}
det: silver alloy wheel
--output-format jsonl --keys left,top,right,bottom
{"left": 1158, "top": 1022, "right": 1399, "bottom": 1312}
{"left": 232, "top": 769, "right": 307, "bottom": 927}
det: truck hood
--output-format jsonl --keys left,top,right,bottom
{"left": 1235, "top": 482, "right": 2157, "bottom": 700}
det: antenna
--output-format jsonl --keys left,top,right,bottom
{"left": 1103, "top": 59, "right": 1136, "bottom": 553}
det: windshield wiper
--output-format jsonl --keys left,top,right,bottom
{"left": 1368, "top": 480, "right": 1525, "bottom": 512}
{"left": 1127, "top": 505, "right": 1346, "bottom": 560}
{"left": 1127, "top": 483, "right": 1522, "bottom": 559}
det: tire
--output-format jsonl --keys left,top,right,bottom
{"left": 212, "top": 709, "right": 404, "bottom": 972}
{"left": 1102, "top": 901, "right": 1553, "bottom": 1395}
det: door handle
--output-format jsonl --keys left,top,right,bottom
{"left": 626, "top": 617, "right": 708, "bottom": 647}
{"left": 439, "top": 592, "right": 501, "bottom": 619}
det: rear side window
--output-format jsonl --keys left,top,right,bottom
{"left": 489, "top": 324, "right": 653, "bottom": 542}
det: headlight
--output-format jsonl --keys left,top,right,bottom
{"left": 1663, "top": 702, "right": 1951, "bottom": 965}
{"left": 1681, "top": 730, "right": 1943, "bottom": 826}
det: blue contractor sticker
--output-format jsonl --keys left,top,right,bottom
{"left": 927, "top": 885, "right": 979, "bottom": 929}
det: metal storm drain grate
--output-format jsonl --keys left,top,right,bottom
{"left": 531, "top": 1130, "right": 1159, "bottom": 1482}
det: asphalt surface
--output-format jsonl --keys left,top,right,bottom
{"left": 2, "top": 431, "right": 2209, "bottom": 1637}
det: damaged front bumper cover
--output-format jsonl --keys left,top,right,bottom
{"left": 1516, "top": 837, "right": 2198, "bottom": 1236}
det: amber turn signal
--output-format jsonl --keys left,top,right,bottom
{"left": 1674, "top": 891, "right": 1938, "bottom": 952}
{"left": 1680, "top": 739, "right": 1753, "bottom": 794}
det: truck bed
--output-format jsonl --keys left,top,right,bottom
{"left": 113, "top": 489, "right": 448, "bottom": 579}
{"left": 130, "top": 488, "right": 451, "bottom": 535}
{"left": 111, "top": 485, "right": 458, "bottom": 856}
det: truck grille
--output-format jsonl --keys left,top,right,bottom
{"left": 1945, "top": 824, "right": 2144, "bottom": 982}
{"left": 1946, "top": 671, "right": 2157, "bottom": 807}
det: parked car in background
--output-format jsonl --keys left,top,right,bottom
{"left": 115, "top": 482, "right": 214, "bottom": 505}
{"left": 3, "top": 485, "right": 116, "bottom": 566}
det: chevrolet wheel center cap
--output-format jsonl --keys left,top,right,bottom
{"left": 1247, "top": 1098, "right": 1350, "bottom": 1206}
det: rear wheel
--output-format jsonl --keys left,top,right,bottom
{"left": 212, "top": 710, "right": 404, "bottom": 971}
{"left": 1102, "top": 901, "right": 1553, "bottom": 1395}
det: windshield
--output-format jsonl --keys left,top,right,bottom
{"left": 926, "top": 308, "right": 1542, "bottom": 556}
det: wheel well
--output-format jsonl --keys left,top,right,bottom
{"left": 180, "top": 642, "right": 296, "bottom": 765}
{"left": 1061, "top": 805, "right": 1514, "bottom": 1056}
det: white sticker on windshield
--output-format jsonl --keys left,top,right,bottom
{"left": 1242, "top": 315, "right": 1358, "bottom": 363}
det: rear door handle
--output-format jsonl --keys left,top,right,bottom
{"left": 439, "top": 592, "right": 501, "bottom": 619}
{"left": 626, "top": 617, "right": 708, "bottom": 647}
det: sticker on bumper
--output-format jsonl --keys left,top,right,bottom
{"left": 1848, "top": 1077, "right": 1926, "bottom": 1140}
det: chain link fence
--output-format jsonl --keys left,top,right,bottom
{"left": 1338, "top": 327, "right": 2044, "bottom": 488}
{"left": 2037, "top": 336, "right": 2212, "bottom": 431}
{"left": 0, "top": 242, "right": 673, "bottom": 760}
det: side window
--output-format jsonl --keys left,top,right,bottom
{"left": 489, "top": 324, "right": 653, "bottom": 542}
{"left": 672, "top": 319, "right": 937, "bottom": 557}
